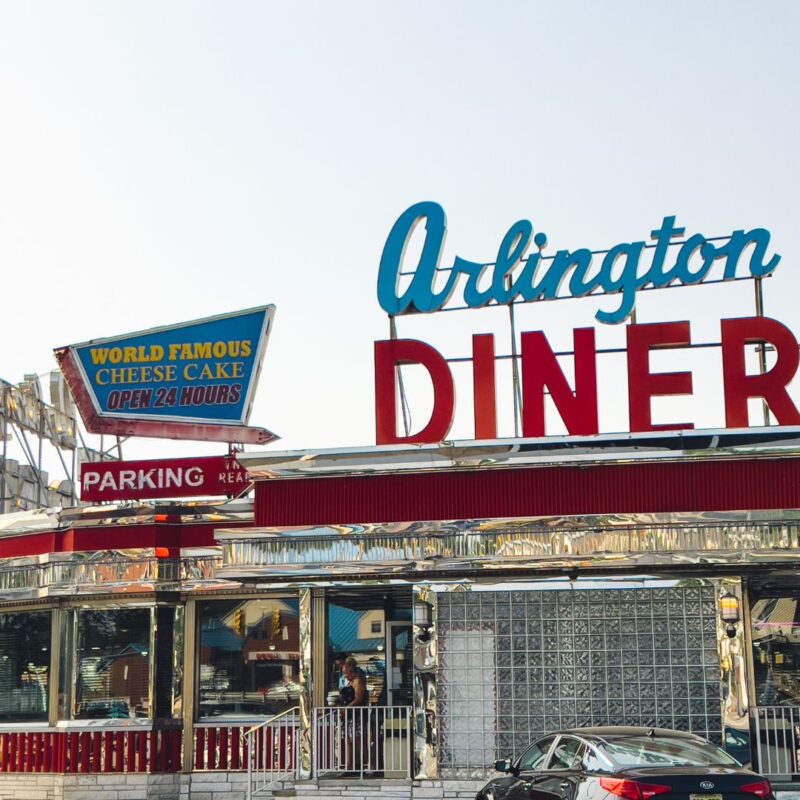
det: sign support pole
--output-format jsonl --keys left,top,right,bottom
{"left": 506, "top": 276, "right": 522, "bottom": 438}
{"left": 754, "top": 277, "right": 771, "bottom": 426}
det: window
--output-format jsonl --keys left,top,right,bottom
{"left": 547, "top": 736, "right": 585, "bottom": 770}
{"left": 371, "top": 621, "right": 382, "bottom": 634}
{"left": 582, "top": 748, "right": 609, "bottom": 773}
{"left": 518, "top": 736, "right": 556, "bottom": 771}
{"left": 751, "top": 595, "right": 800, "bottom": 705}
{"left": 600, "top": 736, "right": 740, "bottom": 767}
{"left": 0, "top": 610, "right": 51, "bottom": 722}
{"left": 198, "top": 597, "right": 300, "bottom": 720}
{"left": 75, "top": 608, "right": 152, "bottom": 719}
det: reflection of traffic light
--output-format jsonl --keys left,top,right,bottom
{"left": 233, "top": 608, "right": 244, "bottom": 637}
{"left": 271, "top": 610, "right": 281, "bottom": 639}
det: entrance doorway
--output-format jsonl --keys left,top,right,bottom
{"left": 314, "top": 588, "right": 413, "bottom": 778}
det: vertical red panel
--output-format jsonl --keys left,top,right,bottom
{"left": 136, "top": 731, "right": 147, "bottom": 773}
{"left": 194, "top": 727, "right": 204, "bottom": 771}
{"left": 0, "top": 732, "right": 8, "bottom": 772}
{"left": 33, "top": 733, "right": 42, "bottom": 772}
{"left": 43, "top": 733, "right": 52, "bottom": 773}
{"left": 206, "top": 727, "right": 217, "bottom": 771}
{"left": 124, "top": 731, "right": 134, "bottom": 772}
{"left": 230, "top": 727, "right": 240, "bottom": 770}
{"left": 170, "top": 729, "right": 181, "bottom": 772}
{"left": 241, "top": 728, "right": 248, "bottom": 771}
{"left": 91, "top": 732, "right": 101, "bottom": 772}
{"left": 113, "top": 732, "right": 123, "bottom": 772}
{"left": 218, "top": 728, "right": 228, "bottom": 770}
{"left": 103, "top": 731, "right": 113, "bottom": 773}
{"left": 68, "top": 732, "right": 79, "bottom": 773}
{"left": 158, "top": 731, "right": 168, "bottom": 773}
{"left": 79, "top": 732, "right": 90, "bottom": 773}
{"left": 54, "top": 733, "right": 64, "bottom": 773}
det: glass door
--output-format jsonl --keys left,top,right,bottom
{"left": 385, "top": 622, "right": 413, "bottom": 707}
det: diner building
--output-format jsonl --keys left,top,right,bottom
{"left": 2, "top": 431, "right": 800, "bottom": 799}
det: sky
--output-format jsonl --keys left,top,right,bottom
{"left": 1, "top": 1, "right": 799, "bottom": 481}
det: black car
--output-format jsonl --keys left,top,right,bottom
{"left": 478, "top": 727, "right": 773, "bottom": 800}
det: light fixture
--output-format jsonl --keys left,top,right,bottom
{"left": 720, "top": 591, "right": 740, "bottom": 638}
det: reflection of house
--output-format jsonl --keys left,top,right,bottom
{"left": 79, "top": 644, "right": 149, "bottom": 716}
{"left": 328, "top": 606, "right": 387, "bottom": 704}
{"left": 329, "top": 607, "right": 384, "bottom": 656}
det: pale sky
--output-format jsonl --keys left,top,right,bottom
{"left": 1, "top": 1, "right": 799, "bottom": 479}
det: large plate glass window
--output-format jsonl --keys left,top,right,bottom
{"left": 197, "top": 597, "right": 300, "bottom": 719}
{"left": 0, "top": 610, "right": 51, "bottom": 722}
{"left": 74, "top": 608, "right": 152, "bottom": 719}
{"left": 750, "top": 594, "right": 800, "bottom": 705}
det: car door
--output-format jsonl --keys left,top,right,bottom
{"left": 503, "top": 736, "right": 558, "bottom": 800}
{"left": 524, "top": 735, "right": 586, "bottom": 800}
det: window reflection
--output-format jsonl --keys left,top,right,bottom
{"left": 75, "top": 608, "right": 152, "bottom": 720}
{"left": 751, "top": 596, "right": 800, "bottom": 705}
{"left": 327, "top": 601, "right": 387, "bottom": 707}
{"left": 0, "top": 611, "right": 50, "bottom": 722}
{"left": 198, "top": 597, "right": 300, "bottom": 719}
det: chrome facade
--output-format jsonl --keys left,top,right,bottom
{"left": 217, "top": 511, "right": 800, "bottom": 579}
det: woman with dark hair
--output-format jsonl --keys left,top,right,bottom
{"left": 339, "top": 657, "right": 367, "bottom": 707}
{"left": 338, "top": 656, "right": 369, "bottom": 774}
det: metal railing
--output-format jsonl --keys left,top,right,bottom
{"left": 312, "top": 705, "right": 411, "bottom": 779}
{"left": 245, "top": 707, "right": 299, "bottom": 799}
{"left": 753, "top": 706, "right": 800, "bottom": 778}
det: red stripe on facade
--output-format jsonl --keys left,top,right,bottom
{"left": 254, "top": 456, "right": 800, "bottom": 526}
{"left": 0, "top": 520, "right": 251, "bottom": 559}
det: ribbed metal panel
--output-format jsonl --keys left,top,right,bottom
{"left": 254, "top": 457, "right": 800, "bottom": 526}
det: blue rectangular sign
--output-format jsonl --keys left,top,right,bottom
{"left": 65, "top": 306, "right": 274, "bottom": 426}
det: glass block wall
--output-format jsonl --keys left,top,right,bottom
{"left": 436, "top": 585, "right": 721, "bottom": 778}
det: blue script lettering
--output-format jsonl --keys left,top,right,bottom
{"left": 376, "top": 202, "right": 782, "bottom": 324}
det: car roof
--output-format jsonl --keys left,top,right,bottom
{"left": 558, "top": 726, "right": 705, "bottom": 741}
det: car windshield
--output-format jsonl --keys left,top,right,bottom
{"left": 600, "top": 736, "right": 741, "bottom": 768}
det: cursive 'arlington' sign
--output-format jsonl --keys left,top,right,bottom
{"left": 373, "top": 202, "right": 794, "bottom": 444}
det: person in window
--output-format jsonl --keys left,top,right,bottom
{"left": 338, "top": 657, "right": 369, "bottom": 774}
{"left": 339, "top": 657, "right": 367, "bottom": 707}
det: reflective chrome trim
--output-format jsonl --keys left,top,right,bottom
{"left": 0, "top": 498, "right": 252, "bottom": 540}
{"left": 215, "top": 512, "right": 800, "bottom": 578}
{"left": 0, "top": 549, "right": 232, "bottom": 601}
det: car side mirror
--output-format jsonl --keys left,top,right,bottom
{"left": 495, "top": 758, "right": 512, "bottom": 773}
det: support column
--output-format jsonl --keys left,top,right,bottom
{"left": 181, "top": 599, "right": 197, "bottom": 773}
{"left": 715, "top": 577, "right": 750, "bottom": 764}
{"left": 413, "top": 585, "right": 438, "bottom": 779}
{"left": 48, "top": 606, "right": 63, "bottom": 728}
{"left": 298, "top": 588, "right": 316, "bottom": 779}
{"left": 311, "top": 590, "right": 327, "bottom": 709}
